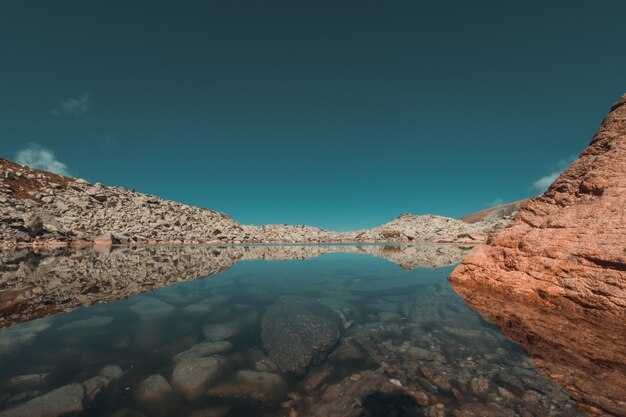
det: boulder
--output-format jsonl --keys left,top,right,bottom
{"left": 171, "top": 356, "right": 229, "bottom": 401}
{"left": 261, "top": 295, "right": 342, "bottom": 374}
{"left": 130, "top": 298, "right": 175, "bottom": 321}
{"left": 133, "top": 374, "right": 177, "bottom": 416}
{"left": 206, "top": 370, "right": 287, "bottom": 407}
{"left": 173, "top": 341, "right": 233, "bottom": 363}
{"left": 0, "top": 383, "right": 84, "bottom": 417}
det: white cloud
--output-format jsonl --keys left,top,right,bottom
{"left": 532, "top": 172, "right": 561, "bottom": 191}
{"left": 53, "top": 92, "right": 90, "bottom": 116}
{"left": 531, "top": 155, "right": 577, "bottom": 192}
{"left": 486, "top": 198, "right": 504, "bottom": 207}
{"left": 15, "top": 143, "right": 71, "bottom": 176}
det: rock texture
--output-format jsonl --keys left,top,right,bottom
{"left": 450, "top": 93, "right": 626, "bottom": 317}
{"left": 261, "top": 296, "right": 342, "bottom": 374}
{"left": 0, "top": 157, "right": 518, "bottom": 249}
{"left": 448, "top": 289, "right": 626, "bottom": 417}
{"left": 450, "top": 94, "right": 626, "bottom": 416}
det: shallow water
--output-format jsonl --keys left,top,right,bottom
{"left": 0, "top": 245, "right": 583, "bottom": 417}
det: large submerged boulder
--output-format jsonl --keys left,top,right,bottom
{"left": 261, "top": 295, "right": 342, "bottom": 374}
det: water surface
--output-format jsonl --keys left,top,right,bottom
{"left": 0, "top": 245, "right": 583, "bottom": 417}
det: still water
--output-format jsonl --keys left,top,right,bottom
{"left": 0, "top": 245, "right": 582, "bottom": 417}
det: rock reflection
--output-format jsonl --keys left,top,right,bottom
{"left": 450, "top": 282, "right": 626, "bottom": 416}
{"left": 0, "top": 244, "right": 471, "bottom": 328}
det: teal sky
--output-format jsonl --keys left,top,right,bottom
{"left": 1, "top": 1, "right": 625, "bottom": 231}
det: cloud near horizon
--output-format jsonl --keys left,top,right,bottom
{"left": 532, "top": 156, "right": 577, "bottom": 192}
{"left": 486, "top": 198, "right": 504, "bottom": 207}
{"left": 53, "top": 92, "right": 90, "bottom": 116}
{"left": 15, "top": 143, "right": 71, "bottom": 176}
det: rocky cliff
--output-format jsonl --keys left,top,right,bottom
{"left": 449, "top": 94, "right": 626, "bottom": 416}
{"left": 0, "top": 157, "right": 517, "bottom": 248}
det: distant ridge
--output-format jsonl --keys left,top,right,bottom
{"left": 459, "top": 200, "right": 527, "bottom": 224}
{"left": 0, "top": 156, "right": 519, "bottom": 249}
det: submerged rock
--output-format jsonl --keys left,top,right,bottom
{"left": 0, "top": 383, "right": 84, "bottom": 417}
{"left": 172, "top": 341, "right": 233, "bottom": 363}
{"left": 130, "top": 298, "right": 175, "bottom": 321}
{"left": 133, "top": 374, "right": 177, "bottom": 416}
{"left": 171, "top": 356, "right": 229, "bottom": 401}
{"left": 261, "top": 295, "right": 342, "bottom": 374}
{"left": 206, "top": 370, "right": 287, "bottom": 407}
{"left": 58, "top": 315, "right": 113, "bottom": 331}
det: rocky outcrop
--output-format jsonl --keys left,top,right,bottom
{"left": 0, "top": 157, "right": 518, "bottom": 248}
{"left": 449, "top": 94, "right": 626, "bottom": 416}
{"left": 450, "top": 93, "right": 626, "bottom": 317}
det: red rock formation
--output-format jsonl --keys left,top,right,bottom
{"left": 449, "top": 93, "right": 626, "bottom": 416}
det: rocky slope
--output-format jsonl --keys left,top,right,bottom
{"left": 0, "top": 157, "right": 517, "bottom": 249}
{"left": 449, "top": 94, "right": 626, "bottom": 416}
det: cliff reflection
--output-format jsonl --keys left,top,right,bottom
{"left": 450, "top": 281, "right": 626, "bottom": 417}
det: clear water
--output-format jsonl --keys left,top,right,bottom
{"left": 0, "top": 246, "right": 582, "bottom": 417}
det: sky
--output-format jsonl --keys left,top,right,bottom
{"left": 1, "top": 1, "right": 625, "bottom": 231}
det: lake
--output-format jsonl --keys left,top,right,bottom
{"left": 0, "top": 245, "right": 583, "bottom": 417}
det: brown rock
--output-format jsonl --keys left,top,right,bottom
{"left": 450, "top": 93, "right": 626, "bottom": 417}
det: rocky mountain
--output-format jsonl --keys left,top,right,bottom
{"left": 449, "top": 93, "right": 626, "bottom": 416}
{"left": 0, "top": 157, "right": 518, "bottom": 248}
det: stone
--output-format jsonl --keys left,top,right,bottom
{"left": 133, "top": 374, "right": 175, "bottom": 415}
{"left": 182, "top": 299, "right": 214, "bottom": 315}
{"left": 302, "top": 364, "right": 334, "bottom": 392}
{"left": 452, "top": 402, "right": 518, "bottom": 417}
{"left": 172, "top": 341, "right": 233, "bottom": 363}
{"left": 0, "top": 383, "right": 84, "bottom": 417}
{"left": 23, "top": 213, "right": 45, "bottom": 237}
{"left": 189, "top": 406, "right": 230, "bottom": 417}
{"left": 201, "top": 322, "right": 242, "bottom": 342}
{"left": 82, "top": 376, "right": 109, "bottom": 402}
{"left": 93, "top": 232, "right": 118, "bottom": 246}
{"left": 261, "top": 296, "right": 342, "bottom": 374}
{"left": 171, "top": 356, "right": 229, "bottom": 401}
{"left": 5, "top": 373, "right": 50, "bottom": 389}
{"left": 130, "top": 298, "right": 175, "bottom": 321}
{"left": 58, "top": 315, "right": 113, "bottom": 331}
{"left": 206, "top": 370, "right": 287, "bottom": 407}
{"left": 100, "top": 364, "right": 124, "bottom": 381}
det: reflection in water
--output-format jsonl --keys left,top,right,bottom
{"left": 0, "top": 244, "right": 471, "bottom": 328}
{"left": 450, "top": 282, "right": 626, "bottom": 417}
{"left": 0, "top": 246, "right": 585, "bottom": 417}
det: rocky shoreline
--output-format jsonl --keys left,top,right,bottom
{"left": 0, "top": 157, "right": 520, "bottom": 250}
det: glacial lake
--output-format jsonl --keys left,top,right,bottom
{"left": 0, "top": 245, "right": 583, "bottom": 417}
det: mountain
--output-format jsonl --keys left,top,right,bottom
{"left": 0, "top": 156, "right": 518, "bottom": 249}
